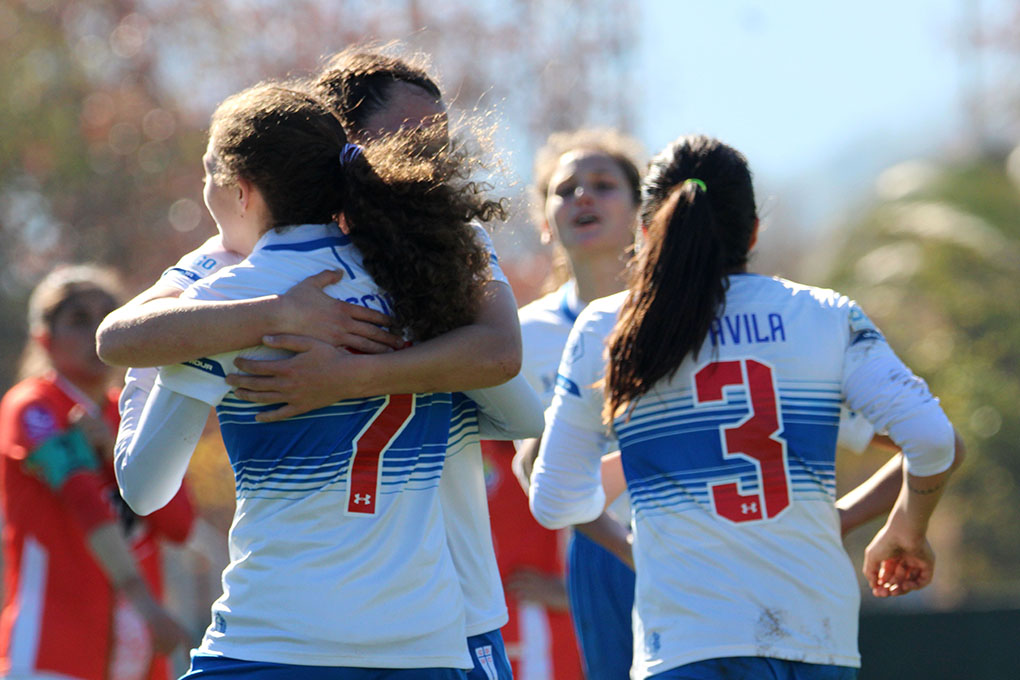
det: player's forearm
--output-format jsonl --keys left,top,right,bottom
{"left": 574, "top": 512, "right": 634, "bottom": 570}
{"left": 98, "top": 296, "right": 284, "bottom": 367}
{"left": 836, "top": 454, "right": 903, "bottom": 536}
{"left": 324, "top": 283, "right": 521, "bottom": 397}
{"left": 86, "top": 522, "right": 146, "bottom": 592}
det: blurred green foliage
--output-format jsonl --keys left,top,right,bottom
{"left": 826, "top": 155, "right": 1020, "bottom": 605}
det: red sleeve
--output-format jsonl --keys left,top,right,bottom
{"left": 142, "top": 482, "right": 195, "bottom": 544}
{"left": 61, "top": 470, "right": 118, "bottom": 533}
{"left": 0, "top": 385, "right": 63, "bottom": 461}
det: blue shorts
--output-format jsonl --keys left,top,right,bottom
{"left": 650, "top": 657, "right": 858, "bottom": 680}
{"left": 466, "top": 629, "right": 513, "bottom": 679}
{"left": 181, "top": 655, "right": 468, "bottom": 679}
{"left": 566, "top": 530, "right": 636, "bottom": 680}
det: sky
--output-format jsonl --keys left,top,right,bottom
{"left": 635, "top": 0, "right": 1011, "bottom": 231}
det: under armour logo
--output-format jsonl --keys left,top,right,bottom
{"left": 741, "top": 502, "right": 758, "bottom": 515}
{"left": 354, "top": 493, "right": 372, "bottom": 505}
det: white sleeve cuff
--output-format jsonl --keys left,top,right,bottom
{"left": 528, "top": 405, "right": 607, "bottom": 529}
{"left": 843, "top": 353, "right": 954, "bottom": 477}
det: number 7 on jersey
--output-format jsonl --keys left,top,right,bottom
{"left": 346, "top": 394, "right": 416, "bottom": 516}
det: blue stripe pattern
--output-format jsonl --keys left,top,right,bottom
{"left": 216, "top": 392, "right": 453, "bottom": 500}
{"left": 262, "top": 235, "right": 356, "bottom": 279}
{"left": 447, "top": 393, "right": 481, "bottom": 457}
{"left": 618, "top": 381, "right": 841, "bottom": 520}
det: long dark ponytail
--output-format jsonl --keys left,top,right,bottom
{"left": 604, "top": 135, "right": 756, "bottom": 422}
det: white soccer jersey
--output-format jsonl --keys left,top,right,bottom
{"left": 157, "top": 223, "right": 470, "bottom": 669}
{"left": 159, "top": 235, "right": 244, "bottom": 291}
{"left": 532, "top": 274, "right": 953, "bottom": 677}
{"left": 518, "top": 282, "right": 585, "bottom": 406}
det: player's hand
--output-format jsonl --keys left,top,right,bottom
{"left": 863, "top": 521, "right": 934, "bottom": 598}
{"left": 277, "top": 270, "right": 403, "bottom": 353}
{"left": 506, "top": 568, "right": 570, "bottom": 612}
{"left": 68, "top": 405, "right": 115, "bottom": 461}
{"left": 227, "top": 335, "right": 367, "bottom": 422}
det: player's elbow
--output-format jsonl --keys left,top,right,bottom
{"left": 95, "top": 317, "right": 134, "bottom": 367}
{"left": 949, "top": 428, "right": 966, "bottom": 473}
{"left": 898, "top": 412, "right": 956, "bottom": 477}
{"left": 529, "top": 494, "right": 571, "bottom": 530}
{"left": 528, "top": 481, "right": 603, "bottom": 530}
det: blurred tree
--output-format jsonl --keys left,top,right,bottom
{"left": 824, "top": 153, "right": 1020, "bottom": 608}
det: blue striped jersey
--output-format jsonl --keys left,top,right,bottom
{"left": 545, "top": 274, "right": 899, "bottom": 676}
{"left": 158, "top": 223, "right": 470, "bottom": 669}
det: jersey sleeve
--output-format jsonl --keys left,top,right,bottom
{"left": 463, "top": 373, "right": 545, "bottom": 440}
{"left": 836, "top": 407, "right": 876, "bottom": 454}
{"left": 472, "top": 223, "right": 509, "bottom": 286}
{"left": 115, "top": 382, "right": 209, "bottom": 515}
{"left": 841, "top": 301, "right": 953, "bottom": 476}
{"left": 3, "top": 391, "right": 117, "bottom": 532}
{"left": 159, "top": 236, "right": 244, "bottom": 291}
{"left": 529, "top": 310, "right": 611, "bottom": 529}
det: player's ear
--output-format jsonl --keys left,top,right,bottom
{"left": 236, "top": 178, "right": 254, "bottom": 213}
{"left": 34, "top": 329, "right": 52, "bottom": 353}
{"left": 748, "top": 217, "right": 760, "bottom": 251}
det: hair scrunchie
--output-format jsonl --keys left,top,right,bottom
{"left": 339, "top": 143, "right": 363, "bottom": 166}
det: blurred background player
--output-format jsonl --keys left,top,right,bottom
{"left": 0, "top": 265, "right": 191, "bottom": 680}
{"left": 488, "top": 128, "right": 644, "bottom": 680}
{"left": 530, "top": 134, "right": 962, "bottom": 679}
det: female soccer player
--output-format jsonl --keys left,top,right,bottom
{"left": 113, "top": 75, "right": 540, "bottom": 678}
{"left": 100, "top": 49, "right": 534, "bottom": 680}
{"left": 0, "top": 266, "right": 190, "bottom": 680}
{"left": 530, "top": 135, "right": 960, "bottom": 680}
{"left": 501, "top": 128, "right": 643, "bottom": 680}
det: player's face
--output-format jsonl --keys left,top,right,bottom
{"left": 543, "top": 150, "right": 637, "bottom": 260}
{"left": 202, "top": 142, "right": 252, "bottom": 254}
{"left": 356, "top": 81, "right": 448, "bottom": 143}
{"left": 45, "top": 290, "right": 117, "bottom": 385}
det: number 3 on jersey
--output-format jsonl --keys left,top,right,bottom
{"left": 346, "top": 394, "right": 416, "bottom": 516}
{"left": 694, "top": 359, "right": 790, "bottom": 524}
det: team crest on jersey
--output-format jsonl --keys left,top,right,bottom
{"left": 848, "top": 306, "right": 877, "bottom": 333}
{"left": 474, "top": 644, "right": 499, "bottom": 680}
{"left": 566, "top": 333, "right": 585, "bottom": 364}
{"left": 21, "top": 404, "right": 58, "bottom": 445}
{"left": 482, "top": 455, "right": 501, "bottom": 494}
{"left": 645, "top": 630, "right": 661, "bottom": 655}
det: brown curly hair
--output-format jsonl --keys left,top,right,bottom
{"left": 208, "top": 82, "right": 505, "bottom": 342}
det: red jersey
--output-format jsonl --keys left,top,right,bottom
{"left": 0, "top": 374, "right": 121, "bottom": 680}
{"left": 0, "top": 374, "right": 194, "bottom": 680}
{"left": 482, "top": 440, "right": 582, "bottom": 680}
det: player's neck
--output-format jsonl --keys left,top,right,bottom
{"left": 570, "top": 252, "right": 628, "bottom": 304}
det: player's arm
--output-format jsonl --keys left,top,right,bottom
{"left": 464, "top": 370, "right": 544, "bottom": 441}
{"left": 842, "top": 330, "right": 959, "bottom": 597}
{"left": 574, "top": 512, "right": 634, "bottom": 571}
{"left": 227, "top": 279, "right": 523, "bottom": 422}
{"left": 529, "top": 317, "right": 609, "bottom": 529}
{"left": 115, "top": 381, "right": 209, "bottom": 516}
{"left": 97, "top": 270, "right": 402, "bottom": 367}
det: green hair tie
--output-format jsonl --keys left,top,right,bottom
{"left": 684, "top": 178, "right": 707, "bottom": 193}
